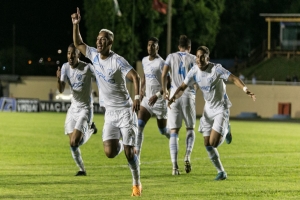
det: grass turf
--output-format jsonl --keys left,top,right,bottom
{"left": 0, "top": 112, "right": 299, "bottom": 199}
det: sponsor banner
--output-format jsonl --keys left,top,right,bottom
{"left": 39, "top": 101, "right": 104, "bottom": 113}
{"left": 39, "top": 101, "right": 71, "bottom": 112}
{"left": 17, "top": 99, "right": 39, "bottom": 112}
{"left": 0, "top": 97, "right": 17, "bottom": 111}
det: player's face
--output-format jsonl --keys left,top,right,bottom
{"left": 96, "top": 32, "right": 112, "bottom": 54}
{"left": 196, "top": 50, "right": 209, "bottom": 71}
{"left": 67, "top": 47, "right": 80, "bottom": 67}
{"left": 147, "top": 41, "right": 158, "bottom": 57}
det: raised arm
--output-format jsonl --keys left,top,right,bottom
{"left": 227, "top": 74, "right": 256, "bottom": 101}
{"left": 56, "top": 67, "right": 65, "bottom": 93}
{"left": 168, "top": 82, "right": 188, "bottom": 108}
{"left": 126, "top": 69, "right": 141, "bottom": 112}
{"left": 71, "top": 7, "right": 87, "bottom": 56}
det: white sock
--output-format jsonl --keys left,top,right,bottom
{"left": 128, "top": 154, "right": 140, "bottom": 186}
{"left": 169, "top": 133, "right": 179, "bottom": 169}
{"left": 206, "top": 146, "right": 224, "bottom": 173}
{"left": 71, "top": 146, "right": 85, "bottom": 171}
{"left": 135, "top": 125, "right": 144, "bottom": 161}
{"left": 80, "top": 126, "right": 94, "bottom": 146}
{"left": 185, "top": 130, "right": 195, "bottom": 162}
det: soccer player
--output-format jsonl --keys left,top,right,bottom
{"left": 168, "top": 46, "right": 256, "bottom": 180}
{"left": 71, "top": 8, "right": 142, "bottom": 196}
{"left": 135, "top": 37, "right": 170, "bottom": 164}
{"left": 56, "top": 43, "right": 97, "bottom": 176}
{"left": 161, "top": 35, "right": 196, "bottom": 175}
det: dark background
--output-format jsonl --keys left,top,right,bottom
{"left": 0, "top": 0, "right": 88, "bottom": 76}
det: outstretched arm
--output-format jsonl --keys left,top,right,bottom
{"left": 228, "top": 74, "right": 256, "bottom": 101}
{"left": 56, "top": 67, "right": 65, "bottom": 93}
{"left": 126, "top": 69, "right": 141, "bottom": 112}
{"left": 168, "top": 82, "right": 188, "bottom": 108}
{"left": 71, "top": 7, "right": 87, "bottom": 56}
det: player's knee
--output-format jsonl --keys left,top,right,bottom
{"left": 70, "top": 139, "right": 80, "bottom": 147}
{"left": 104, "top": 149, "right": 117, "bottom": 158}
{"left": 138, "top": 119, "right": 146, "bottom": 128}
{"left": 205, "top": 146, "right": 213, "bottom": 151}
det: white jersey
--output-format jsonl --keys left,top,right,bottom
{"left": 142, "top": 55, "right": 164, "bottom": 98}
{"left": 86, "top": 46, "right": 133, "bottom": 109}
{"left": 165, "top": 51, "right": 196, "bottom": 98}
{"left": 60, "top": 61, "right": 94, "bottom": 108}
{"left": 184, "top": 62, "right": 232, "bottom": 110}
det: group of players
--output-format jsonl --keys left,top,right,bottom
{"left": 56, "top": 7, "right": 256, "bottom": 197}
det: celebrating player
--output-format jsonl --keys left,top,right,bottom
{"left": 168, "top": 46, "right": 256, "bottom": 180}
{"left": 135, "top": 37, "right": 170, "bottom": 164}
{"left": 57, "top": 43, "right": 97, "bottom": 176}
{"left": 71, "top": 8, "right": 142, "bottom": 196}
{"left": 161, "top": 35, "right": 196, "bottom": 175}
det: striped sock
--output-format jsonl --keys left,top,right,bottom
{"left": 128, "top": 154, "right": 140, "bottom": 186}
{"left": 70, "top": 146, "right": 85, "bottom": 171}
{"left": 185, "top": 130, "right": 195, "bottom": 162}
{"left": 169, "top": 133, "right": 179, "bottom": 169}
{"left": 205, "top": 146, "right": 224, "bottom": 173}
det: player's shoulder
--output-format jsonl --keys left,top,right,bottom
{"left": 61, "top": 62, "right": 70, "bottom": 70}
{"left": 142, "top": 56, "right": 149, "bottom": 63}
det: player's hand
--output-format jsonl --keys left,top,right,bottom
{"left": 56, "top": 67, "right": 61, "bottom": 79}
{"left": 71, "top": 7, "right": 81, "bottom": 25}
{"left": 246, "top": 90, "right": 256, "bottom": 101}
{"left": 167, "top": 97, "right": 175, "bottom": 109}
{"left": 132, "top": 99, "right": 140, "bottom": 112}
{"left": 148, "top": 95, "right": 158, "bottom": 107}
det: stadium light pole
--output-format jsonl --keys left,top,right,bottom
{"left": 166, "top": 0, "right": 172, "bottom": 56}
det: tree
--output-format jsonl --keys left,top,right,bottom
{"left": 82, "top": 0, "right": 224, "bottom": 63}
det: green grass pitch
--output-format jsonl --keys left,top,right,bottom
{"left": 0, "top": 112, "right": 299, "bottom": 199}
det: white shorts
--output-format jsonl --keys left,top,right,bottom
{"left": 199, "top": 106, "right": 230, "bottom": 137}
{"left": 102, "top": 107, "right": 138, "bottom": 146}
{"left": 167, "top": 96, "right": 196, "bottom": 129}
{"left": 141, "top": 96, "right": 167, "bottom": 119}
{"left": 64, "top": 105, "right": 93, "bottom": 135}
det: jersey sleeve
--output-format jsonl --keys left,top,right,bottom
{"left": 60, "top": 64, "right": 67, "bottom": 82}
{"left": 164, "top": 54, "right": 172, "bottom": 67}
{"left": 215, "top": 64, "right": 231, "bottom": 81}
{"left": 183, "top": 66, "right": 197, "bottom": 86}
{"left": 117, "top": 56, "right": 133, "bottom": 75}
{"left": 89, "top": 64, "right": 96, "bottom": 78}
{"left": 85, "top": 46, "right": 98, "bottom": 64}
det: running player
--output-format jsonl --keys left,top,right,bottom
{"left": 168, "top": 46, "right": 256, "bottom": 180}
{"left": 57, "top": 43, "right": 97, "bottom": 176}
{"left": 71, "top": 8, "right": 142, "bottom": 196}
{"left": 161, "top": 35, "right": 196, "bottom": 175}
{"left": 135, "top": 37, "right": 170, "bottom": 164}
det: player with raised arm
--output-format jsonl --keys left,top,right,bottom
{"left": 168, "top": 46, "right": 256, "bottom": 180}
{"left": 135, "top": 37, "right": 170, "bottom": 164}
{"left": 71, "top": 8, "right": 142, "bottom": 196}
{"left": 161, "top": 35, "right": 196, "bottom": 175}
{"left": 57, "top": 43, "right": 97, "bottom": 176}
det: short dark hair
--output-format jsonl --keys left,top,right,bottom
{"left": 197, "top": 46, "right": 210, "bottom": 55}
{"left": 68, "top": 43, "right": 80, "bottom": 55}
{"left": 148, "top": 37, "right": 159, "bottom": 44}
{"left": 68, "top": 43, "right": 75, "bottom": 48}
{"left": 178, "top": 35, "right": 191, "bottom": 48}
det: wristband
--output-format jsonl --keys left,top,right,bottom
{"left": 134, "top": 95, "right": 140, "bottom": 100}
{"left": 243, "top": 86, "right": 248, "bottom": 93}
{"left": 156, "top": 91, "right": 162, "bottom": 98}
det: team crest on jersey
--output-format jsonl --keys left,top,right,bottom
{"left": 76, "top": 74, "right": 83, "bottom": 81}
